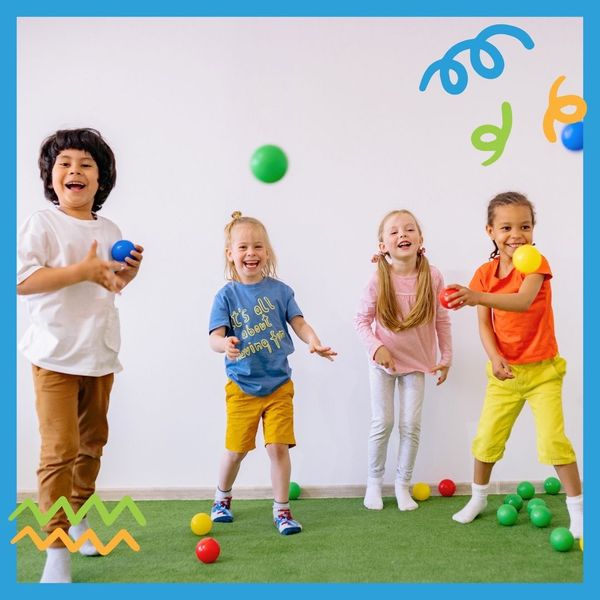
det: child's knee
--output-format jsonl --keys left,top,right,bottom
{"left": 226, "top": 450, "right": 247, "bottom": 465}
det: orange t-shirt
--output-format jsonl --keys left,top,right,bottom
{"left": 469, "top": 256, "right": 558, "bottom": 364}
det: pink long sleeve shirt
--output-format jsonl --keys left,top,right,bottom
{"left": 354, "top": 265, "right": 453, "bottom": 375}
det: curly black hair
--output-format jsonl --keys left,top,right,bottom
{"left": 38, "top": 128, "right": 117, "bottom": 213}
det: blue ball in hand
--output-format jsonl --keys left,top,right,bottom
{"left": 111, "top": 239, "right": 135, "bottom": 262}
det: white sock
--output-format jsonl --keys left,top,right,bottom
{"left": 68, "top": 517, "right": 100, "bottom": 557}
{"left": 215, "top": 487, "right": 232, "bottom": 502}
{"left": 395, "top": 481, "right": 418, "bottom": 511}
{"left": 40, "top": 547, "right": 71, "bottom": 583}
{"left": 363, "top": 477, "right": 383, "bottom": 510}
{"left": 566, "top": 494, "right": 583, "bottom": 539}
{"left": 452, "top": 482, "right": 489, "bottom": 524}
{"left": 273, "top": 501, "right": 290, "bottom": 518}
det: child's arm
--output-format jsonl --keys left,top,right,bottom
{"left": 209, "top": 326, "right": 241, "bottom": 360}
{"left": 445, "top": 274, "right": 545, "bottom": 313}
{"left": 17, "top": 240, "right": 124, "bottom": 295}
{"left": 114, "top": 244, "right": 144, "bottom": 289}
{"left": 289, "top": 316, "right": 337, "bottom": 361}
{"left": 477, "top": 306, "right": 514, "bottom": 380}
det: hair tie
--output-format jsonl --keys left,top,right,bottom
{"left": 231, "top": 211, "right": 242, "bottom": 220}
{"left": 418, "top": 247, "right": 426, "bottom": 256}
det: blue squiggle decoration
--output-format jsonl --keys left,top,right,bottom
{"left": 419, "top": 24, "right": 534, "bottom": 95}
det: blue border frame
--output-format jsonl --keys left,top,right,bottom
{"left": 2, "top": 1, "right": 596, "bottom": 598}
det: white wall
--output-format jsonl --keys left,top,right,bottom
{"left": 17, "top": 17, "right": 583, "bottom": 493}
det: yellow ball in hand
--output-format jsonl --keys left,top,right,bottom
{"left": 411, "top": 482, "right": 431, "bottom": 501}
{"left": 512, "top": 244, "right": 542, "bottom": 274}
{"left": 190, "top": 512, "right": 212, "bottom": 536}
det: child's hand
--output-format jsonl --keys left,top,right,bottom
{"left": 114, "top": 244, "right": 144, "bottom": 288}
{"left": 374, "top": 345, "right": 395, "bottom": 372}
{"left": 445, "top": 284, "right": 481, "bottom": 309}
{"left": 224, "top": 336, "right": 241, "bottom": 360}
{"left": 491, "top": 356, "right": 514, "bottom": 380}
{"left": 431, "top": 364, "right": 449, "bottom": 385}
{"left": 79, "top": 240, "right": 124, "bottom": 293}
{"left": 309, "top": 342, "right": 337, "bottom": 361}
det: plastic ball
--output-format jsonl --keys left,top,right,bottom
{"left": 190, "top": 512, "right": 212, "bottom": 536}
{"left": 411, "top": 482, "right": 431, "bottom": 501}
{"left": 526, "top": 498, "right": 546, "bottom": 514}
{"left": 561, "top": 121, "right": 583, "bottom": 151}
{"left": 439, "top": 287, "right": 459, "bottom": 309}
{"left": 579, "top": 537, "right": 583, "bottom": 551}
{"left": 496, "top": 504, "right": 518, "bottom": 526}
{"left": 549, "top": 527, "right": 574, "bottom": 552}
{"left": 512, "top": 245, "right": 542, "bottom": 275}
{"left": 530, "top": 506, "right": 553, "bottom": 528}
{"left": 111, "top": 239, "right": 135, "bottom": 262}
{"left": 289, "top": 481, "right": 301, "bottom": 500}
{"left": 543, "top": 476, "right": 561, "bottom": 495}
{"left": 504, "top": 494, "right": 523, "bottom": 512}
{"left": 195, "top": 537, "right": 221, "bottom": 563}
{"left": 250, "top": 145, "right": 288, "bottom": 183}
{"left": 438, "top": 479, "right": 456, "bottom": 497}
{"left": 516, "top": 481, "right": 536, "bottom": 500}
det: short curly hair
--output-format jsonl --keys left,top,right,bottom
{"left": 38, "top": 128, "right": 117, "bottom": 213}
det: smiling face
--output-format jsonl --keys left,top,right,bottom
{"left": 51, "top": 148, "right": 100, "bottom": 219}
{"left": 226, "top": 223, "right": 270, "bottom": 284}
{"left": 379, "top": 211, "right": 423, "bottom": 267}
{"left": 486, "top": 204, "right": 534, "bottom": 264}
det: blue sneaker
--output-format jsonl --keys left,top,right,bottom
{"left": 211, "top": 498, "right": 233, "bottom": 523}
{"left": 274, "top": 509, "right": 302, "bottom": 535}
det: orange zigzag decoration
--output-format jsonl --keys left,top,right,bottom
{"left": 10, "top": 526, "right": 140, "bottom": 555}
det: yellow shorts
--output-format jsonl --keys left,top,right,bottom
{"left": 472, "top": 356, "right": 576, "bottom": 465}
{"left": 225, "top": 379, "right": 295, "bottom": 453}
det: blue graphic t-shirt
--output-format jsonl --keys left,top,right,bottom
{"left": 209, "top": 277, "right": 303, "bottom": 396}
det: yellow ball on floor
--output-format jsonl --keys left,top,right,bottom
{"left": 579, "top": 537, "right": 583, "bottom": 551}
{"left": 412, "top": 482, "right": 431, "bottom": 501}
{"left": 190, "top": 512, "right": 212, "bottom": 536}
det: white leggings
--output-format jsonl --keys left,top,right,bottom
{"left": 367, "top": 364, "right": 425, "bottom": 483}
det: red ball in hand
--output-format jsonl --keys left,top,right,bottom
{"left": 439, "top": 287, "right": 459, "bottom": 309}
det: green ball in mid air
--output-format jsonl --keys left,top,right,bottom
{"left": 250, "top": 145, "right": 288, "bottom": 183}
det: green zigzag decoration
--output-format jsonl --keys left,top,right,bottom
{"left": 8, "top": 494, "right": 146, "bottom": 526}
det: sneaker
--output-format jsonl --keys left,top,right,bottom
{"left": 274, "top": 509, "right": 302, "bottom": 535}
{"left": 211, "top": 498, "right": 233, "bottom": 523}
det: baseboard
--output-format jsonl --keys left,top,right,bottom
{"left": 16, "top": 480, "right": 566, "bottom": 502}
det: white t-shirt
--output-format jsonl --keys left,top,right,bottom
{"left": 17, "top": 207, "right": 124, "bottom": 376}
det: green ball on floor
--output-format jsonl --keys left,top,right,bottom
{"left": 517, "top": 481, "right": 536, "bottom": 500}
{"left": 526, "top": 498, "right": 546, "bottom": 514}
{"left": 550, "top": 527, "right": 574, "bottom": 552}
{"left": 289, "top": 481, "right": 301, "bottom": 500}
{"left": 530, "top": 506, "right": 552, "bottom": 528}
{"left": 497, "top": 504, "right": 518, "bottom": 526}
{"left": 504, "top": 494, "right": 523, "bottom": 511}
{"left": 544, "top": 476, "right": 561, "bottom": 495}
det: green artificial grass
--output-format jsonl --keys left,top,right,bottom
{"left": 15, "top": 495, "right": 582, "bottom": 583}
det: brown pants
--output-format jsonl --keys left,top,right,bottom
{"left": 32, "top": 366, "right": 114, "bottom": 547}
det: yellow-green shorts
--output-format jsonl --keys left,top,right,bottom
{"left": 472, "top": 356, "right": 576, "bottom": 465}
{"left": 225, "top": 379, "right": 295, "bottom": 453}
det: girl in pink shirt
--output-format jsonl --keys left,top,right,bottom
{"left": 354, "top": 210, "right": 452, "bottom": 511}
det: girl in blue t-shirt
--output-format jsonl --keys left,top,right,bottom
{"left": 208, "top": 211, "right": 337, "bottom": 535}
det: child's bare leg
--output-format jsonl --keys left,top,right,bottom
{"left": 452, "top": 459, "right": 494, "bottom": 524}
{"left": 211, "top": 450, "right": 247, "bottom": 523}
{"left": 555, "top": 462, "right": 583, "bottom": 538}
{"left": 266, "top": 443, "right": 291, "bottom": 502}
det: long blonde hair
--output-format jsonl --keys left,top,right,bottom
{"left": 375, "top": 210, "right": 435, "bottom": 331}
{"left": 224, "top": 211, "right": 278, "bottom": 281}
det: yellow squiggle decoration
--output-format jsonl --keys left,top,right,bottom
{"left": 10, "top": 526, "right": 140, "bottom": 555}
{"left": 543, "top": 75, "right": 587, "bottom": 142}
